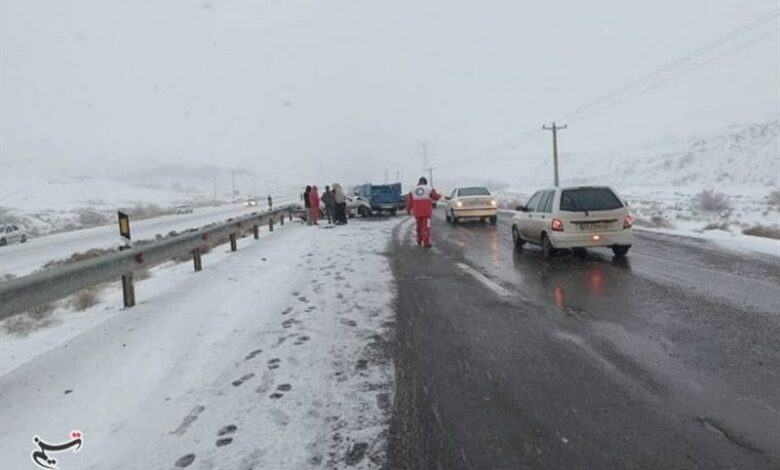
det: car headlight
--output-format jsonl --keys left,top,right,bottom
{"left": 490, "top": 199, "right": 497, "bottom": 207}
{"left": 456, "top": 201, "right": 463, "bottom": 207}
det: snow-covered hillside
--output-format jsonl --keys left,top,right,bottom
{"left": 563, "top": 118, "right": 779, "bottom": 188}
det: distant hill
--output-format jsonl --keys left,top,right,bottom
{"left": 564, "top": 118, "right": 779, "bottom": 188}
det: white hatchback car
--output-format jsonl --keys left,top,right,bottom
{"left": 0, "top": 224, "right": 27, "bottom": 246}
{"left": 444, "top": 186, "right": 498, "bottom": 224}
{"left": 511, "top": 186, "right": 633, "bottom": 257}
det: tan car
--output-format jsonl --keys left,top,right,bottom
{"left": 444, "top": 186, "right": 498, "bottom": 225}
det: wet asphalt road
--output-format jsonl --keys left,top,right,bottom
{"left": 386, "top": 209, "right": 780, "bottom": 470}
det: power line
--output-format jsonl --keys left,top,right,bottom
{"left": 437, "top": 7, "right": 780, "bottom": 171}
{"left": 557, "top": 8, "right": 780, "bottom": 122}
{"left": 566, "top": 27, "right": 780, "bottom": 123}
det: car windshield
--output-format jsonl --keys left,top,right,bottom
{"left": 560, "top": 188, "right": 623, "bottom": 212}
{"left": 458, "top": 187, "right": 491, "bottom": 197}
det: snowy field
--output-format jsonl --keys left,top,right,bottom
{"left": 0, "top": 218, "right": 397, "bottom": 469}
{"left": 0, "top": 173, "right": 300, "bottom": 236}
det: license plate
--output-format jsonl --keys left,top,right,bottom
{"left": 581, "top": 222, "right": 609, "bottom": 231}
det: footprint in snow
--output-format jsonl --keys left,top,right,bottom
{"left": 270, "top": 383, "right": 292, "bottom": 399}
{"left": 216, "top": 437, "right": 233, "bottom": 447}
{"left": 217, "top": 424, "right": 237, "bottom": 436}
{"left": 231, "top": 373, "right": 255, "bottom": 387}
{"left": 268, "top": 358, "right": 281, "bottom": 370}
{"left": 244, "top": 349, "right": 263, "bottom": 361}
{"left": 174, "top": 454, "right": 196, "bottom": 468}
{"left": 281, "top": 307, "right": 293, "bottom": 315}
{"left": 293, "top": 335, "right": 310, "bottom": 346}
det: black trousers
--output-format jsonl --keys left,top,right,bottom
{"left": 335, "top": 203, "right": 347, "bottom": 224}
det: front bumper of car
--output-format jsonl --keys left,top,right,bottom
{"left": 549, "top": 229, "right": 633, "bottom": 249}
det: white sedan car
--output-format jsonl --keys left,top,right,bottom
{"left": 511, "top": 185, "right": 633, "bottom": 257}
{"left": 444, "top": 186, "right": 498, "bottom": 224}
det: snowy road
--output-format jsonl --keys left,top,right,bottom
{"left": 387, "top": 210, "right": 780, "bottom": 469}
{"left": 0, "top": 197, "right": 298, "bottom": 278}
{"left": 0, "top": 219, "right": 395, "bottom": 469}
{"left": 2, "top": 210, "right": 779, "bottom": 469}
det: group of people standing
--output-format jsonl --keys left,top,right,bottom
{"left": 303, "top": 184, "right": 348, "bottom": 226}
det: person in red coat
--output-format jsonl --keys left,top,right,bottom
{"left": 309, "top": 185, "right": 320, "bottom": 225}
{"left": 406, "top": 176, "right": 441, "bottom": 247}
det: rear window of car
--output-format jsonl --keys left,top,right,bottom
{"left": 457, "top": 187, "right": 491, "bottom": 197}
{"left": 560, "top": 188, "right": 623, "bottom": 212}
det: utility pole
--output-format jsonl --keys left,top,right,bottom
{"left": 212, "top": 175, "right": 217, "bottom": 201}
{"left": 426, "top": 167, "right": 435, "bottom": 186}
{"left": 231, "top": 171, "right": 236, "bottom": 196}
{"left": 542, "top": 122, "right": 567, "bottom": 187}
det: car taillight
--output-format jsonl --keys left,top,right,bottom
{"left": 551, "top": 218, "right": 564, "bottom": 232}
{"left": 623, "top": 215, "right": 633, "bottom": 229}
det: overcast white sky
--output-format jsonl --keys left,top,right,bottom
{"left": 2, "top": 0, "right": 778, "bottom": 188}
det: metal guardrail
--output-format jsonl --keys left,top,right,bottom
{"left": 0, "top": 205, "right": 299, "bottom": 320}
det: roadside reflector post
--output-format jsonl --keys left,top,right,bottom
{"left": 230, "top": 233, "right": 238, "bottom": 252}
{"left": 280, "top": 214, "right": 284, "bottom": 226}
{"left": 253, "top": 225, "right": 259, "bottom": 239}
{"left": 121, "top": 273, "right": 136, "bottom": 308}
{"left": 193, "top": 248, "right": 203, "bottom": 272}
{"left": 289, "top": 212, "right": 292, "bottom": 221}
{"left": 269, "top": 217, "right": 274, "bottom": 232}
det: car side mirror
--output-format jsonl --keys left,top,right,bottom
{"left": 444, "top": 196, "right": 451, "bottom": 201}
{"left": 515, "top": 205, "right": 525, "bottom": 212}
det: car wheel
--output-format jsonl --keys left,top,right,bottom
{"left": 512, "top": 226, "right": 525, "bottom": 250}
{"left": 390, "top": 209, "right": 397, "bottom": 216}
{"left": 0, "top": 238, "right": 6, "bottom": 246}
{"left": 489, "top": 215, "right": 498, "bottom": 225}
{"left": 445, "top": 212, "right": 451, "bottom": 223}
{"left": 541, "top": 233, "right": 556, "bottom": 258}
{"left": 573, "top": 247, "right": 587, "bottom": 258}
{"left": 21, "top": 235, "right": 27, "bottom": 243}
{"left": 612, "top": 245, "right": 631, "bottom": 257}
{"left": 480, "top": 217, "right": 486, "bottom": 224}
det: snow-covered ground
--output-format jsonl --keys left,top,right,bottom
{"left": 0, "top": 218, "right": 397, "bottom": 469}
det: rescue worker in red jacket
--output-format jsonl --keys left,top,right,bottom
{"left": 406, "top": 176, "right": 441, "bottom": 247}
{"left": 309, "top": 185, "right": 320, "bottom": 225}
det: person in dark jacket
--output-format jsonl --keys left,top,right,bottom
{"left": 322, "top": 185, "right": 336, "bottom": 224}
{"left": 303, "top": 185, "right": 312, "bottom": 225}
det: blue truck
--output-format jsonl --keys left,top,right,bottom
{"left": 354, "top": 183, "right": 404, "bottom": 216}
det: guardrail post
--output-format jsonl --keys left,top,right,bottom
{"left": 253, "top": 225, "right": 259, "bottom": 239}
{"left": 193, "top": 248, "right": 203, "bottom": 272}
{"left": 269, "top": 217, "right": 274, "bottom": 232}
{"left": 122, "top": 274, "right": 136, "bottom": 308}
{"left": 280, "top": 214, "right": 285, "bottom": 226}
{"left": 230, "top": 233, "right": 237, "bottom": 252}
